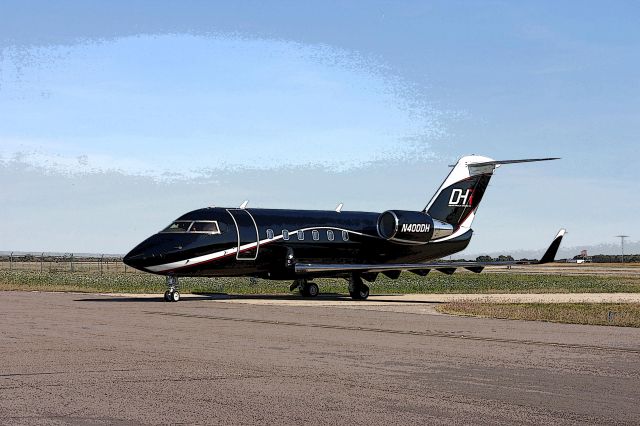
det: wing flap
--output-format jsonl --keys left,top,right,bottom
{"left": 294, "top": 229, "right": 566, "bottom": 275}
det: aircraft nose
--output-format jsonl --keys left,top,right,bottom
{"left": 123, "top": 249, "right": 145, "bottom": 269}
{"left": 123, "top": 235, "right": 173, "bottom": 270}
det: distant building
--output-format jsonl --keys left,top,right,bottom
{"left": 568, "top": 250, "right": 592, "bottom": 263}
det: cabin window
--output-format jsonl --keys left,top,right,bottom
{"left": 266, "top": 229, "right": 274, "bottom": 239}
{"left": 327, "top": 230, "right": 334, "bottom": 241}
{"left": 297, "top": 230, "right": 304, "bottom": 240}
{"left": 312, "top": 230, "right": 319, "bottom": 241}
{"left": 342, "top": 230, "right": 349, "bottom": 241}
{"left": 283, "top": 230, "right": 289, "bottom": 240}
{"left": 189, "top": 221, "right": 221, "bottom": 234}
{"left": 161, "top": 221, "right": 192, "bottom": 233}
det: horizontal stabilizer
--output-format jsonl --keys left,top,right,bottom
{"left": 471, "top": 157, "right": 560, "bottom": 167}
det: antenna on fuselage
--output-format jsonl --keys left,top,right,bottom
{"left": 335, "top": 203, "right": 343, "bottom": 213}
{"left": 240, "top": 200, "right": 249, "bottom": 209}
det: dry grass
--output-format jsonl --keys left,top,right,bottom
{"left": 437, "top": 302, "right": 640, "bottom": 327}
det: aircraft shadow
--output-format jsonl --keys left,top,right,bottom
{"left": 75, "top": 293, "right": 443, "bottom": 304}
{"left": 74, "top": 295, "right": 218, "bottom": 303}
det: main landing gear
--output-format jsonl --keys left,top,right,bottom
{"left": 290, "top": 276, "right": 369, "bottom": 300}
{"left": 348, "top": 274, "right": 370, "bottom": 300}
{"left": 164, "top": 275, "right": 180, "bottom": 302}
{"left": 291, "top": 279, "right": 320, "bottom": 297}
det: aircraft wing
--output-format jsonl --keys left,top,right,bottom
{"left": 295, "top": 229, "right": 566, "bottom": 275}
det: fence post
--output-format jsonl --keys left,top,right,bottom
{"left": 41, "top": 252, "right": 44, "bottom": 273}
{"left": 10, "top": 252, "right": 13, "bottom": 270}
{"left": 70, "top": 253, "right": 74, "bottom": 273}
{"left": 100, "top": 254, "right": 104, "bottom": 274}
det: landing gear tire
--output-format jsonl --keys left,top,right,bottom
{"left": 307, "top": 282, "right": 320, "bottom": 297}
{"left": 350, "top": 284, "right": 369, "bottom": 300}
{"left": 300, "top": 282, "right": 319, "bottom": 298}
{"left": 358, "top": 284, "right": 370, "bottom": 300}
{"left": 349, "top": 274, "right": 369, "bottom": 300}
{"left": 164, "top": 275, "right": 180, "bottom": 302}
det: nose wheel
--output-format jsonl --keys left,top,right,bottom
{"left": 164, "top": 276, "right": 180, "bottom": 302}
{"left": 164, "top": 290, "right": 180, "bottom": 302}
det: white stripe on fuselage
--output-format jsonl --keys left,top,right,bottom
{"left": 145, "top": 226, "right": 375, "bottom": 273}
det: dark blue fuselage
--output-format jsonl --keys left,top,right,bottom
{"left": 123, "top": 207, "right": 472, "bottom": 279}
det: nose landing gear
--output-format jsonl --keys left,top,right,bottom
{"left": 164, "top": 275, "right": 180, "bottom": 302}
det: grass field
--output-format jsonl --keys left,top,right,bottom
{"left": 436, "top": 302, "right": 640, "bottom": 327}
{"left": 1, "top": 269, "right": 640, "bottom": 295}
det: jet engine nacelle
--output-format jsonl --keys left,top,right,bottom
{"left": 377, "top": 210, "right": 453, "bottom": 244}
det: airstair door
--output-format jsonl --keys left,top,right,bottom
{"left": 226, "top": 209, "right": 259, "bottom": 260}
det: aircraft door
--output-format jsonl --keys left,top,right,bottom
{"left": 226, "top": 209, "right": 259, "bottom": 260}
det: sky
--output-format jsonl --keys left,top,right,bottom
{"left": 1, "top": 1, "right": 638, "bottom": 255}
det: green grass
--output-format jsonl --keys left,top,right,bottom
{"left": 1, "top": 270, "right": 640, "bottom": 295}
{"left": 436, "top": 302, "right": 640, "bottom": 327}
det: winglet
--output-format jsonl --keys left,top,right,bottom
{"left": 538, "top": 229, "right": 566, "bottom": 264}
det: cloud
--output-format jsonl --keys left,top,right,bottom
{"left": 1, "top": 34, "right": 449, "bottom": 180}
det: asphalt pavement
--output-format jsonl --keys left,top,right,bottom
{"left": 0, "top": 291, "right": 639, "bottom": 425}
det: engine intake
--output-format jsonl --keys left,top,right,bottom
{"left": 377, "top": 210, "right": 453, "bottom": 244}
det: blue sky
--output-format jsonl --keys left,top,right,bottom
{"left": 1, "top": 1, "right": 638, "bottom": 254}
{"left": 1, "top": 35, "right": 441, "bottom": 174}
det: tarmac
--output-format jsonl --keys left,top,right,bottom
{"left": 1, "top": 291, "right": 639, "bottom": 425}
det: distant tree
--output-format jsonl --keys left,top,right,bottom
{"left": 497, "top": 255, "right": 514, "bottom": 261}
{"left": 592, "top": 254, "right": 640, "bottom": 263}
{"left": 476, "top": 255, "right": 492, "bottom": 262}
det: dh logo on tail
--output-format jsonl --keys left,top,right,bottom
{"left": 448, "top": 189, "right": 474, "bottom": 207}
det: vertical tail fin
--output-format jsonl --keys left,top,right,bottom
{"left": 424, "top": 156, "right": 559, "bottom": 236}
{"left": 424, "top": 155, "right": 495, "bottom": 232}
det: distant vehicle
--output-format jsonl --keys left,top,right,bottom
{"left": 124, "top": 155, "right": 565, "bottom": 302}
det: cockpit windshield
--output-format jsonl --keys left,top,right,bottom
{"left": 162, "top": 221, "right": 192, "bottom": 233}
{"left": 190, "top": 221, "right": 220, "bottom": 233}
{"left": 160, "top": 220, "right": 222, "bottom": 235}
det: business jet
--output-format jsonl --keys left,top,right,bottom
{"left": 123, "top": 155, "right": 565, "bottom": 302}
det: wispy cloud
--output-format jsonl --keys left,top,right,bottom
{"left": 1, "top": 34, "right": 448, "bottom": 179}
